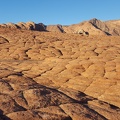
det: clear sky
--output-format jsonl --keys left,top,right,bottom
{"left": 0, "top": 0, "right": 120, "bottom": 25}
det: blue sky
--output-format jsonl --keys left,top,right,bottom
{"left": 0, "top": 0, "right": 120, "bottom": 25}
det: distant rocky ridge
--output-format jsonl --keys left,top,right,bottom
{"left": 0, "top": 18, "right": 120, "bottom": 35}
{"left": 0, "top": 21, "right": 46, "bottom": 31}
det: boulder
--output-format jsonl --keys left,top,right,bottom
{"left": 75, "top": 29, "right": 89, "bottom": 36}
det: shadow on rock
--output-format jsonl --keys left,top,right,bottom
{"left": 0, "top": 110, "right": 11, "bottom": 120}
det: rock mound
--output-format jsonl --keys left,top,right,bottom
{"left": 63, "top": 18, "right": 120, "bottom": 36}
{"left": 0, "top": 23, "right": 19, "bottom": 29}
{"left": 46, "top": 24, "right": 65, "bottom": 33}
{"left": 0, "top": 22, "right": 46, "bottom": 31}
{"left": 25, "top": 22, "right": 46, "bottom": 31}
{"left": 63, "top": 21, "right": 107, "bottom": 35}
{"left": 89, "top": 18, "right": 120, "bottom": 35}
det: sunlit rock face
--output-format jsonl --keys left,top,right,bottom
{"left": 1, "top": 18, "right": 120, "bottom": 36}
{"left": 0, "top": 20, "right": 120, "bottom": 120}
{"left": 0, "top": 21, "right": 46, "bottom": 31}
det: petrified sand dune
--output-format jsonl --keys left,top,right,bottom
{"left": 0, "top": 22, "right": 120, "bottom": 120}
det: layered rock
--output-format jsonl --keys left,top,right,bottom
{"left": 63, "top": 18, "right": 120, "bottom": 36}
{"left": 1, "top": 18, "right": 120, "bottom": 35}
{"left": 0, "top": 27, "right": 120, "bottom": 119}
{"left": 89, "top": 18, "right": 120, "bottom": 35}
{"left": 0, "top": 22, "right": 46, "bottom": 31}
{"left": 63, "top": 21, "right": 107, "bottom": 35}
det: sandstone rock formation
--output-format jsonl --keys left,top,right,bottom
{"left": 0, "top": 22, "right": 46, "bottom": 31}
{"left": 1, "top": 18, "right": 120, "bottom": 36}
{"left": 0, "top": 23, "right": 120, "bottom": 119}
{"left": 89, "top": 18, "right": 120, "bottom": 35}
{"left": 63, "top": 21, "right": 107, "bottom": 35}
{"left": 46, "top": 24, "right": 65, "bottom": 33}
{"left": 0, "top": 23, "right": 19, "bottom": 29}
{"left": 63, "top": 18, "right": 120, "bottom": 36}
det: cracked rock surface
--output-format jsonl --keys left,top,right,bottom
{"left": 0, "top": 28, "right": 120, "bottom": 120}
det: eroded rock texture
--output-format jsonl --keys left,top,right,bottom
{"left": 0, "top": 27, "right": 120, "bottom": 120}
